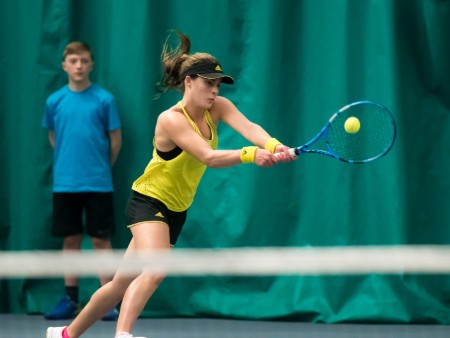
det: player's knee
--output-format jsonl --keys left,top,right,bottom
{"left": 141, "top": 272, "right": 166, "bottom": 287}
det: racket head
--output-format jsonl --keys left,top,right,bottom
{"left": 325, "top": 101, "right": 396, "bottom": 163}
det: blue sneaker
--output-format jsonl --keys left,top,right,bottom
{"left": 44, "top": 295, "right": 79, "bottom": 320}
{"left": 101, "top": 308, "right": 119, "bottom": 321}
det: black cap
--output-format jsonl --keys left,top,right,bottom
{"left": 180, "top": 62, "right": 234, "bottom": 84}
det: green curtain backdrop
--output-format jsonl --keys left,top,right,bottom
{"left": 1, "top": 0, "right": 450, "bottom": 324}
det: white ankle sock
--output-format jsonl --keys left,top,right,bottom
{"left": 115, "top": 332, "right": 132, "bottom": 338}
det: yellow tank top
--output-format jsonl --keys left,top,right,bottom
{"left": 132, "top": 102, "right": 218, "bottom": 212}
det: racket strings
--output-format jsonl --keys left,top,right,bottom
{"left": 327, "top": 104, "right": 395, "bottom": 162}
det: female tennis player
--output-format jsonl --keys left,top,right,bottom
{"left": 47, "top": 30, "right": 294, "bottom": 338}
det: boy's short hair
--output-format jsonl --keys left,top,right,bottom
{"left": 63, "top": 41, "right": 93, "bottom": 61}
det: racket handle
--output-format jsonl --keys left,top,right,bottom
{"left": 274, "top": 148, "right": 298, "bottom": 157}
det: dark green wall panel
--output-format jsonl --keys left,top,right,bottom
{"left": 1, "top": 0, "right": 449, "bottom": 323}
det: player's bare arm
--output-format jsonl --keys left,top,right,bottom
{"left": 156, "top": 109, "right": 276, "bottom": 168}
{"left": 213, "top": 96, "right": 272, "bottom": 148}
{"left": 213, "top": 97, "right": 292, "bottom": 161}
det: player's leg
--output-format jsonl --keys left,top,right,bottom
{"left": 113, "top": 192, "right": 186, "bottom": 337}
{"left": 115, "top": 221, "right": 171, "bottom": 336}
{"left": 62, "top": 239, "right": 140, "bottom": 338}
{"left": 61, "top": 225, "right": 167, "bottom": 338}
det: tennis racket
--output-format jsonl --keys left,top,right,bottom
{"left": 285, "top": 101, "right": 396, "bottom": 164}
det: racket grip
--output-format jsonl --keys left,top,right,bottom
{"left": 274, "top": 148, "right": 297, "bottom": 157}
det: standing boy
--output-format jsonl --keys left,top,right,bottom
{"left": 42, "top": 41, "right": 122, "bottom": 321}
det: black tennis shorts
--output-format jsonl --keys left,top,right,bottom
{"left": 52, "top": 192, "right": 115, "bottom": 238}
{"left": 125, "top": 190, "right": 187, "bottom": 246}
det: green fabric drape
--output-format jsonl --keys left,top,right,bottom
{"left": 1, "top": 0, "right": 449, "bottom": 323}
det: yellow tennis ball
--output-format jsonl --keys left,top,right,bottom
{"left": 344, "top": 116, "right": 360, "bottom": 134}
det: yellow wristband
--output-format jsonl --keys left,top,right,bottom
{"left": 264, "top": 138, "right": 282, "bottom": 153}
{"left": 240, "top": 146, "right": 258, "bottom": 163}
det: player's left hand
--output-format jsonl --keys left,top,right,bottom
{"left": 274, "top": 145, "right": 297, "bottom": 162}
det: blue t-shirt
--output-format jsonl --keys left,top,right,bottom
{"left": 42, "top": 84, "right": 121, "bottom": 192}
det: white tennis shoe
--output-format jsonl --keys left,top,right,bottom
{"left": 116, "top": 332, "right": 147, "bottom": 338}
{"left": 46, "top": 326, "right": 65, "bottom": 338}
{"left": 46, "top": 327, "right": 147, "bottom": 338}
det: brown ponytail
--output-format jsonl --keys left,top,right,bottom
{"left": 156, "top": 30, "right": 219, "bottom": 96}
